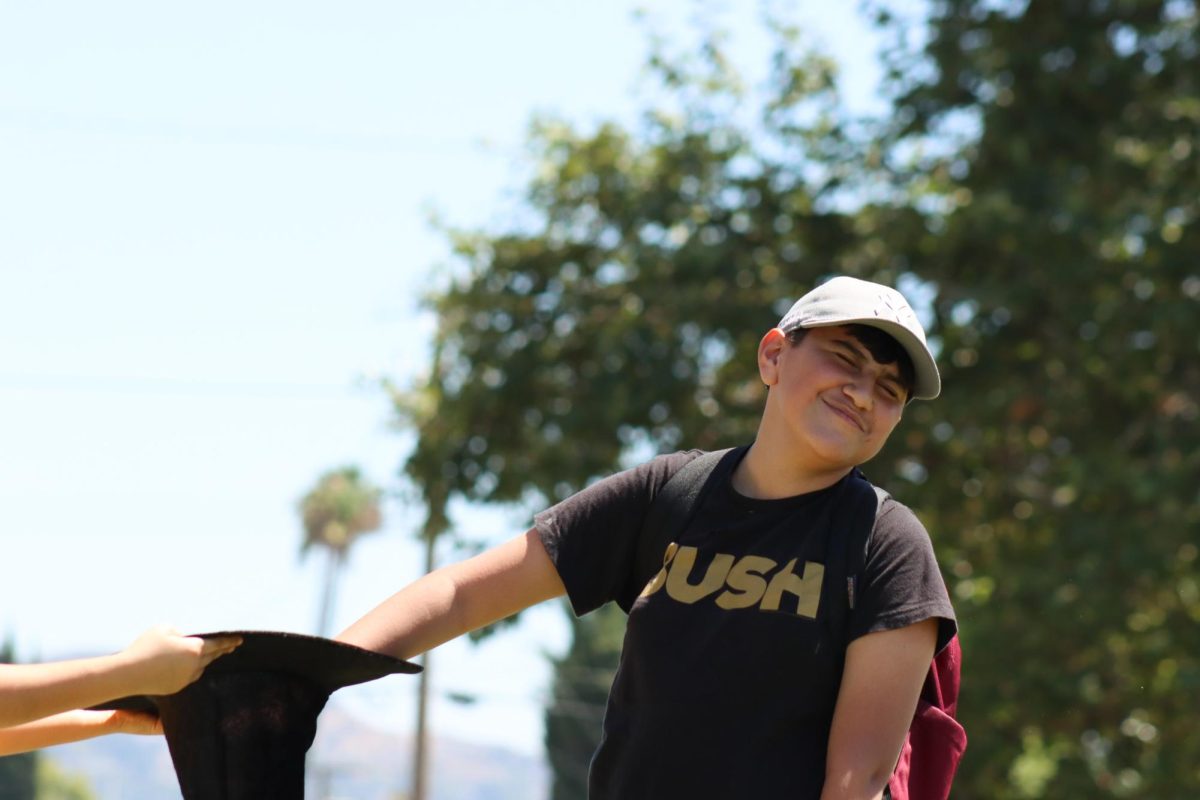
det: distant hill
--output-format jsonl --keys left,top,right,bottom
{"left": 39, "top": 704, "right": 549, "bottom": 800}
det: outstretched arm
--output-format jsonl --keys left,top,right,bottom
{"left": 821, "top": 618, "right": 938, "bottom": 800}
{"left": 337, "top": 528, "right": 565, "bottom": 659}
{"left": 0, "top": 626, "right": 241, "bottom": 730}
{"left": 0, "top": 708, "right": 161, "bottom": 756}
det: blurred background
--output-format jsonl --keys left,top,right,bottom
{"left": 2, "top": 0, "right": 1198, "bottom": 798}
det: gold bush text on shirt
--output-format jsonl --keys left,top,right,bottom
{"left": 639, "top": 543, "right": 825, "bottom": 618}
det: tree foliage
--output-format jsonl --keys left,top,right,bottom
{"left": 0, "top": 754, "right": 34, "bottom": 800}
{"left": 398, "top": 2, "right": 1200, "bottom": 796}
{"left": 403, "top": 21, "right": 871, "bottom": 508}
{"left": 33, "top": 760, "right": 98, "bottom": 800}
{"left": 543, "top": 604, "right": 626, "bottom": 800}
{"left": 864, "top": 0, "right": 1200, "bottom": 796}
{"left": 299, "top": 466, "right": 383, "bottom": 636}
{"left": 299, "top": 466, "right": 384, "bottom": 559}
{"left": 0, "top": 640, "right": 36, "bottom": 800}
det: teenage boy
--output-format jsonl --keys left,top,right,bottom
{"left": 339, "top": 276, "right": 956, "bottom": 800}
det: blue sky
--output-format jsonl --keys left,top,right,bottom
{"left": 0, "top": 0, "right": 889, "bottom": 763}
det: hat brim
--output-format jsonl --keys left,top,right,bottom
{"left": 798, "top": 318, "right": 941, "bottom": 400}
{"left": 96, "top": 630, "right": 421, "bottom": 714}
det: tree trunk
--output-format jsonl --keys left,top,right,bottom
{"left": 411, "top": 531, "right": 436, "bottom": 800}
{"left": 316, "top": 549, "right": 343, "bottom": 638}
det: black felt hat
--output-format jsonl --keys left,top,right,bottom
{"left": 98, "top": 631, "right": 420, "bottom": 800}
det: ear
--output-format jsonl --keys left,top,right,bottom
{"left": 758, "top": 328, "right": 788, "bottom": 386}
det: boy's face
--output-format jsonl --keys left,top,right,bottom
{"left": 759, "top": 325, "right": 907, "bottom": 470}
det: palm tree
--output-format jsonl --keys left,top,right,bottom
{"left": 298, "top": 466, "right": 383, "bottom": 638}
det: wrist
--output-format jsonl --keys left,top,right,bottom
{"left": 94, "top": 651, "right": 143, "bottom": 702}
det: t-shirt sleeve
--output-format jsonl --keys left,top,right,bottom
{"left": 847, "top": 497, "right": 958, "bottom": 654}
{"left": 534, "top": 450, "right": 703, "bottom": 616}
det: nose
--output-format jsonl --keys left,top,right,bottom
{"left": 842, "top": 377, "right": 873, "bottom": 410}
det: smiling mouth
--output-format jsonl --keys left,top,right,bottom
{"left": 824, "top": 400, "right": 866, "bottom": 432}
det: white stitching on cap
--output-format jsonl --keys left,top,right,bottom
{"left": 873, "top": 292, "right": 916, "bottom": 326}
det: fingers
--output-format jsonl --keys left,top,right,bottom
{"left": 112, "top": 709, "right": 164, "bottom": 736}
{"left": 117, "top": 628, "right": 244, "bottom": 696}
{"left": 196, "top": 634, "right": 243, "bottom": 666}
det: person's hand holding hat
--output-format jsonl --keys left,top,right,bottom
{"left": 105, "top": 706, "right": 167, "bottom": 736}
{"left": 96, "top": 626, "right": 243, "bottom": 738}
{"left": 0, "top": 625, "right": 241, "bottom": 756}
{"left": 114, "top": 625, "right": 242, "bottom": 697}
{"left": 92, "top": 630, "right": 421, "bottom": 799}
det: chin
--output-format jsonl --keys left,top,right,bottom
{"left": 829, "top": 441, "right": 889, "bottom": 471}
{"left": 805, "top": 440, "right": 866, "bottom": 472}
{"left": 801, "top": 425, "right": 859, "bottom": 458}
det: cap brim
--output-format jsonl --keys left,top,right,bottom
{"left": 95, "top": 630, "right": 421, "bottom": 714}
{"left": 799, "top": 318, "right": 941, "bottom": 400}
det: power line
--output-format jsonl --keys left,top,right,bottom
{"left": 0, "top": 108, "right": 526, "bottom": 158}
{"left": 0, "top": 371, "right": 375, "bottom": 399}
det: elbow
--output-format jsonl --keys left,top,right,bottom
{"left": 823, "top": 760, "right": 892, "bottom": 800}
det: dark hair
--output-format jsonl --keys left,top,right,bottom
{"left": 785, "top": 325, "right": 916, "bottom": 399}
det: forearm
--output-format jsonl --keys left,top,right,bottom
{"left": 820, "top": 726, "right": 894, "bottom": 800}
{"left": 337, "top": 569, "right": 470, "bottom": 659}
{"left": 820, "top": 620, "right": 938, "bottom": 800}
{"left": 338, "top": 528, "right": 565, "bottom": 659}
{"left": 819, "top": 768, "right": 888, "bottom": 800}
{"left": 0, "top": 710, "right": 125, "bottom": 756}
{"left": 0, "top": 655, "right": 136, "bottom": 728}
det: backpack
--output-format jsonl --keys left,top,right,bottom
{"left": 635, "top": 447, "right": 966, "bottom": 800}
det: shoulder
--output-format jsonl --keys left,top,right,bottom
{"left": 641, "top": 448, "right": 709, "bottom": 489}
{"left": 862, "top": 492, "right": 942, "bottom": 581}
{"left": 582, "top": 448, "right": 709, "bottom": 501}
{"left": 531, "top": 448, "right": 716, "bottom": 615}
{"left": 858, "top": 489, "right": 958, "bottom": 651}
{"left": 535, "top": 449, "right": 708, "bottom": 528}
{"left": 872, "top": 494, "right": 932, "bottom": 544}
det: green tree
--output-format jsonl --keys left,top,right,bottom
{"left": 859, "top": 0, "right": 1200, "bottom": 795}
{"left": 401, "top": 18, "right": 864, "bottom": 510}
{"left": 0, "top": 754, "right": 35, "bottom": 800}
{"left": 33, "top": 760, "right": 97, "bottom": 800}
{"left": 298, "top": 466, "right": 384, "bottom": 637}
{"left": 389, "top": 356, "right": 464, "bottom": 800}
{"left": 0, "top": 639, "right": 36, "bottom": 800}
{"left": 299, "top": 467, "right": 387, "bottom": 800}
{"left": 398, "top": 13, "right": 893, "bottom": 793}
{"left": 543, "top": 604, "right": 625, "bottom": 800}
{"left": 398, "top": 2, "right": 1200, "bottom": 797}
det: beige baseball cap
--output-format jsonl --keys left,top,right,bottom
{"left": 777, "top": 276, "right": 941, "bottom": 400}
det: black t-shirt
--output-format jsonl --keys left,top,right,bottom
{"left": 534, "top": 450, "right": 957, "bottom": 800}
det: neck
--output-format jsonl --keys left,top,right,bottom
{"left": 731, "top": 439, "right": 852, "bottom": 500}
